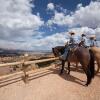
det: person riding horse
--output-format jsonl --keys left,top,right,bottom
{"left": 79, "top": 34, "right": 89, "bottom": 48}
{"left": 52, "top": 35, "right": 95, "bottom": 86}
{"left": 89, "top": 35, "right": 98, "bottom": 47}
{"left": 59, "top": 32, "right": 77, "bottom": 61}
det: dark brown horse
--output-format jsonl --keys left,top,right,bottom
{"left": 52, "top": 46, "right": 95, "bottom": 86}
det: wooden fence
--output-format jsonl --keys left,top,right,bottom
{"left": 0, "top": 57, "right": 59, "bottom": 82}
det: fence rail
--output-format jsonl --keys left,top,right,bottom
{"left": 0, "top": 57, "right": 59, "bottom": 67}
{"left": 0, "top": 57, "right": 59, "bottom": 81}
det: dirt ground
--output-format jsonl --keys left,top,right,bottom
{"left": 0, "top": 65, "right": 100, "bottom": 100}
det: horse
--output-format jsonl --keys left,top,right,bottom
{"left": 52, "top": 45, "right": 95, "bottom": 86}
{"left": 52, "top": 46, "right": 78, "bottom": 70}
{"left": 90, "top": 46, "right": 100, "bottom": 74}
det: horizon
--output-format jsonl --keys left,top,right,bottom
{"left": 0, "top": 48, "right": 52, "bottom": 51}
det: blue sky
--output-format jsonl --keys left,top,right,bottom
{"left": 32, "top": 0, "right": 91, "bottom": 36}
{"left": 0, "top": 0, "right": 100, "bottom": 50}
{"left": 32, "top": 0, "right": 91, "bottom": 21}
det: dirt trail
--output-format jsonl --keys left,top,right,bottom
{"left": 0, "top": 65, "right": 100, "bottom": 100}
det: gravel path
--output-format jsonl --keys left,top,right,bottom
{"left": 0, "top": 65, "right": 100, "bottom": 100}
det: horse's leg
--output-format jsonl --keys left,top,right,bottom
{"left": 82, "top": 66, "right": 92, "bottom": 86}
{"left": 85, "top": 50, "right": 95, "bottom": 85}
{"left": 67, "top": 62, "right": 70, "bottom": 75}
{"left": 86, "top": 69, "right": 92, "bottom": 86}
{"left": 80, "top": 60, "right": 91, "bottom": 86}
{"left": 60, "top": 60, "right": 65, "bottom": 75}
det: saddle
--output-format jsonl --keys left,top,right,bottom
{"left": 78, "top": 41, "right": 89, "bottom": 48}
{"left": 67, "top": 44, "right": 78, "bottom": 57}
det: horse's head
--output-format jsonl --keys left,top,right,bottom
{"left": 52, "top": 48, "right": 57, "bottom": 57}
{"left": 52, "top": 46, "right": 65, "bottom": 57}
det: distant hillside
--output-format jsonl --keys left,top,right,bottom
{"left": 0, "top": 48, "right": 52, "bottom": 56}
{"left": 0, "top": 48, "right": 23, "bottom": 56}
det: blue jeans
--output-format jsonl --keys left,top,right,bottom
{"left": 60, "top": 45, "right": 71, "bottom": 60}
{"left": 60, "top": 44, "right": 76, "bottom": 60}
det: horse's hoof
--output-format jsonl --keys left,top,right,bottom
{"left": 67, "top": 72, "right": 70, "bottom": 75}
{"left": 68, "top": 73, "right": 70, "bottom": 75}
{"left": 59, "top": 73, "right": 62, "bottom": 75}
{"left": 85, "top": 83, "right": 88, "bottom": 86}
{"left": 59, "top": 72, "right": 63, "bottom": 75}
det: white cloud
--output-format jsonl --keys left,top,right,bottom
{"left": 0, "top": 32, "right": 68, "bottom": 50}
{"left": 47, "top": 1, "right": 100, "bottom": 29}
{"left": 30, "top": 32, "right": 68, "bottom": 50}
{"left": 0, "top": 0, "right": 44, "bottom": 49}
{"left": 73, "top": 1, "right": 100, "bottom": 28}
{"left": 47, "top": 11, "right": 74, "bottom": 26}
{"left": 68, "top": 27, "right": 95, "bottom": 36}
{"left": 46, "top": 1, "right": 100, "bottom": 47}
{"left": 0, "top": 0, "right": 44, "bottom": 40}
{"left": 95, "top": 28, "right": 100, "bottom": 40}
{"left": 42, "top": 1, "right": 100, "bottom": 48}
{"left": 77, "top": 3, "right": 82, "bottom": 9}
{"left": 47, "top": 3, "right": 55, "bottom": 10}
{"left": 0, "top": 39, "right": 32, "bottom": 50}
{"left": 0, "top": 1, "right": 100, "bottom": 50}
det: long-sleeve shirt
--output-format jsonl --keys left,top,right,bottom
{"left": 81, "top": 36, "right": 90, "bottom": 46}
{"left": 90, "top": 40, "right": 98, "bottom": 47}
{"left": 69, "top": 35, "right": 77, "bottom": 44}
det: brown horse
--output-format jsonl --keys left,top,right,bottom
{"left": 90, "top": 47, "right": 100, "bottom": 74}
{"left": 52, "top": 46, "right": 78, "bottom": 70}
{"left": 52, "top": 46, "right": 95, "bottom": 86}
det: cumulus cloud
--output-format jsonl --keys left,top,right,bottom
{"left": 0, "top": 32, "right": 68, "bottom": 50}
{"left": 44, "top": 1, "right": 100, "bottom": 48}
{"left": 47, "top": 1, "right": 100, "bottom": 29}
{"left": 68, "top": 27, "right": 95, "bottom": 36}
{"left": 73, "top": 1, "right": 100, "bottom": 28}
{"left": 30, "top": 32, "right": 68, "bottom": 50}
{"left": 47, "top": 3, "right": 55, "bottom": 10}
{"left": 47, "top": 11, "right": 74, "bottom": 26}
{"left": 0, "top": 0, "right": 44, "bottom": 49}
{"left": 46, "top": 1, "right": 100, "bottom": 46}
{"left": 0, "top": 0, "right": 100, "bottom": 50}
{"left": 0, "top": 39, "right": 33, "bottom": 50}
{"left": 77, "top": 3, "right": 82, "bottom": 9}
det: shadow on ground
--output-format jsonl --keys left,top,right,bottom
{"left": 0, "top": 64, "right": 99, "bottom": 88}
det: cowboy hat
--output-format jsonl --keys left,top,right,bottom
{"left": 81, "top": 34, "right": 86, "bottom": 37}
{"left": 69, "top": 32, "right": 75, "bottom": 35}
{"left": 89, "top": 35, "right": 96, "bottom": 40}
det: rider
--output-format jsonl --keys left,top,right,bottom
{"left": 89, "top": 35, "right": 98, "bottom": 47}
{"left": 59, "top": 32, "right": 76, "bottom": 60}
{"left": 94, "top": 39, "right": 98, "bottom": 47}
{"left": 79, "top": 34, "right": 89, "bottom": 47}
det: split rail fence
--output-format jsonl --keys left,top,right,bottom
{"left": 0, "top": 57, "right": 59, "bottom": 82}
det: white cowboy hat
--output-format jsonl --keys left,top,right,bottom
{"left": 89, "top": 35, "right": 96, "bottom": 39}
{"left": 81, "top": 34, "right": 86, "bottom": 37}
{"left": 69, "top": 32, "right": 75, "bottom": 35}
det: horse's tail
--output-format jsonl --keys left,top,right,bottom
{"left": 89, "top": 49, "right": 95, "bottom": 78}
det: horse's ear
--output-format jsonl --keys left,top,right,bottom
{"left": 52, "top": 48, "right": 54, "bottom": 51}
{"left": 52, "top": 48, "right": 54, "bottom": 55}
